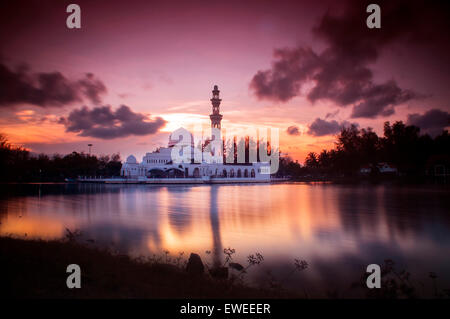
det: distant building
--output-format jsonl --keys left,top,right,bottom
{"left": 120, "top": 85, "right": 271, "bottom": 183}
{"left": 425, "top": 154, "right": 450, "bottom": 183}
{"left": 377, "top": 162, "right": 398, "bottom": 174}
{"left": 359, "top": 163, "right": 398, "bottom": 175}
{"left": 359, "top": 164, "right": 372, "bottom": 175}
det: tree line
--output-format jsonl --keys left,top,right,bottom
{"left": 0, "top": 134, "right": 121, "bottom": 182}
{"left": 278, "top": 121, "right": 450, "bottom": 181}
{"left": 2, "top": 120, "right": 449, "bottom": 182}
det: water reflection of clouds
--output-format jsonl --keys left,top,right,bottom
{"left": 1, "top": 183, "right": 450, "bottom": 295}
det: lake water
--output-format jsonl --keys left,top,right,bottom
{"left": 1, "top": 183, "right": 449, "bottom": 297}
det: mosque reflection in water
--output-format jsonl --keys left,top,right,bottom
{"left": 1, "top": 183, "right": 450, "bottom": 296}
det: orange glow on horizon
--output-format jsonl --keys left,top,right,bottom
{"left": 1, "top": 108, "right": 337, "bottom": 162}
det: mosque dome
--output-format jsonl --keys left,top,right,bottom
{"left": 126, "top": 155, "right": 137, "bottom": 164}
{"left": 168, "top": 127, "right": 194, "bottom": 147}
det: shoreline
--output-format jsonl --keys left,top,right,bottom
{"left": 0, "top": 236, "right": 294, "bottom": 299}
{"left": 0, "top": 179, "right": 449, "bottom": 188}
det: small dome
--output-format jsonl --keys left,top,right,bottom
{"left": 126, "top": 155, "right": 137, "bottom": 164}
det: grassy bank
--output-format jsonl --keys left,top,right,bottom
{"left": 0, "top": 236, "right": 292, "bottom": 299}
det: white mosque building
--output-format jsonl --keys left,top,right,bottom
{"left": 118, "top": 85, "right": 271, "bottom": 184}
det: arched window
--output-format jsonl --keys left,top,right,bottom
{"left": 251, "top": 169, "right": 255, "bottom": 178}
{"left": 244, "top": 169, "right": 248, "bottom": 177}
{"left": 230, "top": 169, "right": 235, "bottom": 177}
{"left": 223, "top": 169, "right": 227, "bottom": 177}
{"left": 237, "top": 169, "right": 242, "bottom": 177}
{"left": 193, "top": 167, "right": 200, "bottom": 178}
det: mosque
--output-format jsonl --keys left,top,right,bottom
{"left": 119, "top": 85, "right": 271, "bottom": 184}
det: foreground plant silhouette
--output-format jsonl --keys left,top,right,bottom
{"left": 1, "top": 236, "right": 293, "bottom": 298}
{"left": 355, "top": 259, "right": 450, "bottom": 299}
{"left": 2, "top": 233, "right": 448, "bottom": 298}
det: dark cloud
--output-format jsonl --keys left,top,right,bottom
{"left": 250, "top": 47, "right": 319, "bottom": 102}
{"left": 0, "top": 63, "right": 107, "bottom": 108}
{"left": 407, "top": 109, "right": 450, "bottom": 137}
{"left": 325, "top": 110, "right": 339, "bottom": 119}
{"left": 286, "top": 125, "right": 300, "bottom": 136}
{"left": 350, "top": 81, "right": 417, "bottom": 118}
{"left": 77, "top": 73, "right": 107, "bottom": 105}
{"left": 308, "top": 118, "right": 357, "bottom": 137}
{"left": 250, "top": 0, "right": 449, "bottom": 118}
{"left": 59, "top": 105, "right": 166, "bottom": 139}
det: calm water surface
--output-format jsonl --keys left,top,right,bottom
{"left": 1, "top": 183, "right": 449, "bottom": 297}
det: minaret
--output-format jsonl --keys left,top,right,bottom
{"left": 209, "top": 85, "right": 223, "bottom": 129}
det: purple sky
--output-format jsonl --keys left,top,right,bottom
{"left": 1, "top": 0, "right": 449, "bottom": 162}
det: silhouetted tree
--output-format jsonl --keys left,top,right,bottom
{"left": 301, "top": 121, "right": 450, "bottom": 181}
{"left": 0, "top": 134, "right": 122, "bottom": 182}
{"left": 305, "top": 152, "right": 319, "bottom": 169}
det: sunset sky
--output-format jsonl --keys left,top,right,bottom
{"left": 1, "top": 0, "right": 449, "bottom": 162}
